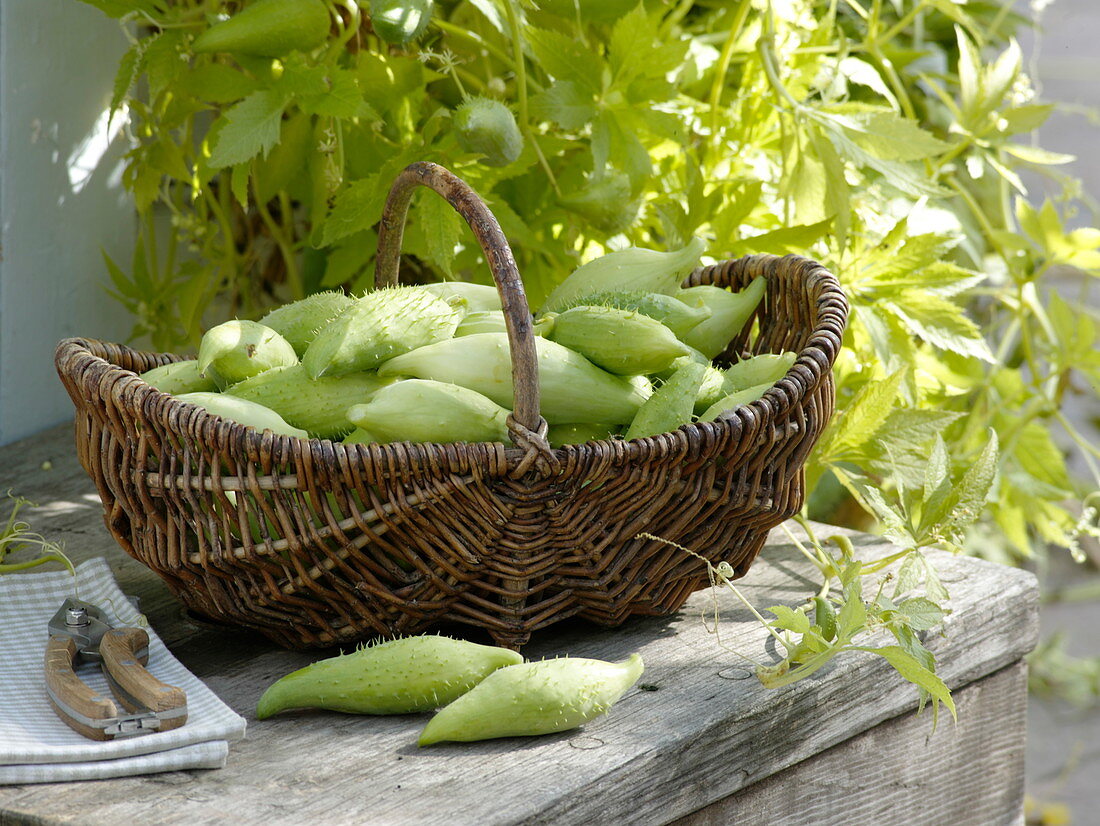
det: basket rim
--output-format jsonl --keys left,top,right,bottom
{"left": 55, "top": 252, "right": 847, "bottom": 476}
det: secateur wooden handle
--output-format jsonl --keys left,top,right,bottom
{"left": 44, "top": 628, "right": 187, "bottom": 741}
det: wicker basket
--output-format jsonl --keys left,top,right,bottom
{"left": 55, "top": 162, "right": 848, "bottom": 650}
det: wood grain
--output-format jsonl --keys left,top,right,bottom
{"left": 0, "top": 424, "right": 1038, "bottom": 826}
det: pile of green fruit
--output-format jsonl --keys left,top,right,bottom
{"left": 140, "top": 238, "right": 795, "bottom": 448}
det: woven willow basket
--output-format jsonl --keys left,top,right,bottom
{"left": 56, "top": 162, "right": 848, "bottom": 650}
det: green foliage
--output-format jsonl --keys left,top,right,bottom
{"left": 82, "top": 0, "right": 1100, "bottom": 708}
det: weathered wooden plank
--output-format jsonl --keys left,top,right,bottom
{"left": 675, "top": 661, "right": 1028, "bottom": 826}
{"left": 0, "top": 424, "right": 1039, "bottom": 826}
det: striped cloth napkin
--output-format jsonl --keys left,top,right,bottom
{"left": 0, "top": 558, "right": 246, "bottom": 784}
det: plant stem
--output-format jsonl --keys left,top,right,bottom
{"left": 502, "top": 0, "right": 559, "bottom": 195}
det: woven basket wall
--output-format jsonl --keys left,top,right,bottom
{"left": 55, "top": 163, "right": 848, "bottom": 650}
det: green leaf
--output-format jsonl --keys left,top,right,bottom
{"left": 859, "top": 644, "right": 956, "bottom": 721}
{"left": 896, "top": 597, "right": 947, "bottom": 632}
{"left": 415, "top": 192, "right": 463, "bottom": 277}
{"left": 1013, "top": 422, "right": 1070, "bottom": 495}
{"left": 530, "top": 81, "right": 597, "bottom": 130}
{"left": 729, "top": 220, "right": 832, "bottom": 256}
{"left": 208, "top": 90, "right": 288, "bottom": 169}
{"left": 180, "top": 63, "right": 259, "bottom": 104}
{"left": 829, "top": 368, "right": 906, "bottom": 454}
{"left": 815, "top": 105, "right": 951, "bottom": 161}
{"left": 319, "top": 175, "right": 384, "bottom": 246}
{"left": 526, "top": 26, "right": 604, "bottom": 96}
{"left": 768, "top": 605, "right": 812, "bottom": 635}
{"left": 230, "top": 163, "right": 250, "bottom": 208}
{"left": 949, "top": 430, "right": 1000, "bottom": 529}
{"left": 836, "top": 578, "right": 867, "bottom": 638}
{"left": 110, "top": 41, "right": 146, "bottom": 119}
{"left": 883, "top": 290, "right": 995, "bottom": 362}
{"left": 321, "top": 232, "right": 376, "bottom": 288}
{"left": 1003, "top": 144, "right": 1075, "bottom": 166}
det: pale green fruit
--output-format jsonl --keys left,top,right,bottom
{"left": 699, "top": 382, "right": 773, "bottom": 421}
{"left": 679, "top": 277, "right": 767, "bottom": 359}
{"left": 139, "top": 360, "right": 218, "bottom": 395}
{"left": 259, "top": 291, "right": 356, "bottom": 356}
{"left": 347, "top": 379, "right": 511, "bottom": 444}
{"left": 625, "top": 361, "right": 707, "bottom": 440}
{"left": 176, "top": 392, "right": 308, "bottom": 439}
{"left": 197, "top": 320, "right": 298, "bottom": 385}
{"left": 544, "top": 305, "right": 691, "bottom": 376}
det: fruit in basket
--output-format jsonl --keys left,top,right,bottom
{"left": 258, "top": 290, "right": 356, "bottom": 356}
{"left": 554, "top": 290, "right": 712, "bottom": 340}
{"left": 303, "top": 286, "right": 465, "bottom": 378}
{"left": 453, "top": 97, "right": 524, "bottom": 168}
{"left": 540, "top": 237, "right": 706, "bottom": 314}
{"left": 139, "top": 360, "right": 219, "bottom": 395}
{"left": 540, "top": 305, "right": 691, "bottom": 376}
{"left": 342, "top": 426, "right": 377, "bottom": 445}
{"left": 679, "top": 277, "right": 768, "bottom": 359}
{"left": 720, "top": 351, "right": 797, "bottom": 393}
{"left": 347, "top": 379, "right": 511, "bottom": 444}
{"left": 224, "top": 365, "right": 394, "bottom": 439}
{"left": 419, "top": 282, "right": 502, "bottom": 313}
{"left": 546, "top": 422, "right": 619, "bottom": 448}
{"left": 455, "top": 310, "right": 508, "bottom": 336}
{"left": 176, "top": 392, "right": 308, "bottom": 438}
{"left": 191, "top": 0, "right": 331, "bottom": 58}
{"left": 418, "top": 654, "right": 644, "bottom": 745}
{"left": 625, "top": 361, "right": 707, "bottom": 441}
{"left": 378, "top": 333, "right": 651, "bottom": 424}
{"left": 255, "top": 634, "right": 523, "bottom": 718}
{"left": 370, "top": 0, "right": 434, "bottom": 46}
{"left": 699, "top": 382, "right": 773, "bottom": 421}
{"left": 197, "top": 320, "right": 298, "bottom": 385}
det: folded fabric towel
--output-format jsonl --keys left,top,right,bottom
{"left": 0, "top": 558, "right": 246, "bottom": 784}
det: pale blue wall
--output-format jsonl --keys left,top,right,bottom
{"left": 0, "top": 0, "right": 136, "bottom": 445}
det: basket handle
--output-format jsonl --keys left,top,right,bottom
{"left": 374, "top": 162, "right": 556, "bottom": 476}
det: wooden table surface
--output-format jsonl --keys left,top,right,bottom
{"left": 0, "top": 424, "right": 1039, "bottom": 826}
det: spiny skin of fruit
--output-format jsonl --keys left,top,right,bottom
{"left": 346, "top": 379, "right": 511, "bottom": 445}
{"left": 139, "top": 360, "right": 218, "bottom": 395}
{"left": 624, "top": 360, "right": 708, "bottom": 441}
{"left": 377, "top": 333, "right": 651, "bottom": 425}
{"left": 370, "top": 0, "right": 434, "bottom": 46}
{"left": 545, "top": 305, "right": 691, "bottom": 376}
{"left": 453, "top": 97, "right": 524, "bottom": 168}
{"left": 224, "top": 364, "right": 394, "bottom": 439}
{"left": 255, "top": 635, "right": 523, "bottom": 718}
{"left": 302, "top": 287, "right": 464, "bottom": 378}
{"left": 176, "top": 392, "right": 308, "bottom": 439}
{"left": 554, "top": 290, "right": 712, "bottom": 340}
{"left": 259, "top": 291, "right": 356, "bottom": 356}
{"left": 679, "top": 276, "right": 768, "bottom": 360}
{"left": 417, "top": 654, "right": 644, "bottom": 745}
{"left": 699, "top": 382, "right": 773, "bottom": 421}
{"left": 419, "top": 282, "right": 502, "bottom": 313}
{"left": 197, "top": 320, "right": 299, "bottom": 385}
{"left": 192, "top": 0, "right": 331, "bottom": 58}
{"left": 540, "top": 237, "right": 707, "bottom": 314}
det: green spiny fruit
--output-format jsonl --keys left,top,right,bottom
{"left": 259, "top": 291, "right": 356, "bottom": 356}
{"left": 720, "top": 352, "right": 797, "bottom": 394}
{"left": 377, "top": 333, "right": 651, "bottom": 424}
{"left": 540, "top": 238, "right": 706, "bottom": 314}
{"left": 625, "top": 361, "right": 707, "bottom": 440}
{"left": 554, "top": 290, "right": 712, "bottom": 340}
{"left": 418, "top": 654, "right": 644, "bottom": 745}
{"left": 420, "top": 282, "right": 502, "bottom": 313}
{"left": 302, "top": 286, "right": 464, "bottom": 378}
{"left": 347, "top": 379, "right": 511, "bottom": 444}
{"left": 453, "top": 97, "right": 524, "bottom": 168}
{"left": 341, "top": 426, "right": 377, "bottom": 445}
{"left": 255, "top": 634, "right": 523, "bottom": 719}
{"left": 370, "top": 0, "right": 433, "bottom": 46}
{"left": 546, "top": 422, "right": 620, "bottom": 448}
{"left": 192, "top": 0, "right": 331, "bottom": 57}
{"left": 197, "top": 320, "right": 298, "bottom": 385}
{"left": 679, "top": 277, "right": 767, "bottom": 359}
{"left": 176, "top": 392, "right": 308, "bottom": 439}
{"left": 139, "top": 360, "right": 218, "bottom": 395}
{"left": 699, "top": 382, "right": 773, "bottom": 421}
{"left": 455, "top": 310, "right": 508, "bottom": 336}
{"left": 543, "top": 305, "right": 691, "bottom": 376}
{"left": 224, "top": 364, "right": 393, "bottom": 440}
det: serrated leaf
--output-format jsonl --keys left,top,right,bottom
{"left": 230, "top": 163, "right": 250, "bottom": 208}
{"left": 815, "top": 105, "right": 950, "bottom": 161}
{"left": 860, "top": 644, "right": 956, "bottom": 721}
{"left": 923, "top": 435, "right": 952, "bottom": 509}
{"left": 319, "top": 175, "right": 383, "bottom": 246}
{"left": 417, "top": 192, "right": 463, "bottom": 277}
{"left": 949, "top": 430, "right": 999, "bottom": 529}
{"left": 1004, "top": 144, "right": 1075, "bottom": 166}
{"left": 208, "top": 90, "right": 287, "bottom": 168}
{"left": 897, "top": 597, "right": 947, "bottom": 631}
{"left": 321, "top": 232, "right": 376, "bottom": 288}
{"left": 730, "top": 219, "right": 832, "bottom": 257}
{"left": 111, "top": 41, "right": 145, "bottom": 119}
{"left": 831, "top": 368, "right": 906, "bottom": 453}
{"left": 768, "top": 605, "right": 812, "bottom": 635}
{"left": 530, "top": 81, "right": 597, "bottom": 130}
{"left": 836, "top": 578, "right": 867, "bottom": 638}
{"left": 526, "top": 26, "right": 604, "bottom": 96}
{"left": 883, "top": 290, "right": 995, "bottom": 362}
{"left": 1013, "top": 422, "right": 1070, "bottom": 494}
{"left": 180, "top": 63, "right": 258, "bottom": 104}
